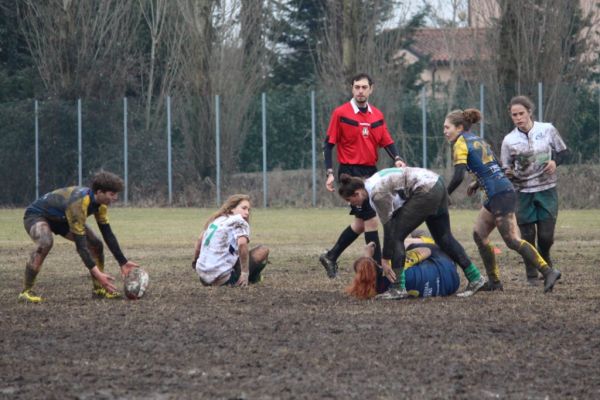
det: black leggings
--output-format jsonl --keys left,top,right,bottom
{"left": 387, "top": 180, "right": 472, "bottom": 273}
{"left": 519, "top": 219, "right": 556, "bottom": 273}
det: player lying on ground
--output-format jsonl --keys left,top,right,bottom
{"left": 192, "top": 194, "right": 269, "bottom": 287}
{"left": 19, "top": 171, "right": 139, "bottom": 303}
{"left": 444, "top": 108, "right": 561, "bottom": 293}
{"left": 347, "top": 235, "right": 460, "bottom": 300}
{"left": 338, "top": 168, "right": 486, "bottom": 300}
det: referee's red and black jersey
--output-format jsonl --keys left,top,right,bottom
{"left": 326, "top": 99, "right": 395, "bottom": 166}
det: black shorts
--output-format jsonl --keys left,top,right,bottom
{"left": 339, "top": 164, "right": 378, "bottom": 220}
{"left": 23, "top": 212, "right": 70, "bottom": 237}
{"left": 484, "top": 190, "right": 517, "bottom": 217}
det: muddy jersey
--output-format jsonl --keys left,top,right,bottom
{"left": 453, "top": 132, "right": 513, "bottom": 202}
{"left": 195, "top": 214, "right": 250, "bottom": 284}
{"left": 501, "top": 122, "right": 567, "bottom": 193}
{"left": 377, "top": 243, "right": 460, "bottom": 297}
{"left": 365, "top": 167, "right": 439, "bottom": 224}
{"left": 326, "top": 98, "right": 395, "bottom": 166}
{"left": 25, "top": 186, "right": 109, "bottom": 235}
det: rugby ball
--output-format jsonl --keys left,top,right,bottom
{"left": 124, "top": 267, "right": 149, "bottom": 300}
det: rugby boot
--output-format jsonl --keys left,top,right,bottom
{"left": 525, "top": 261, "right": 542, "bottom": 286}
{"left": 542, "top": 268, "right": 561, "bottom": 293}
{"left": 18, "top": 289, "right": 43, "bottom": 303}
{"left": 319, "top": 251, "right": 338, "bottom": 279}
{"left": 92, "top": 288, "right": 122, "bottom": 299}
{"left": 457, "top": 276, "right": 487, "bottom": 297}
{"left": 480, "top": 280, "right": 504, "bottom": 292}
{"left": 375, "top": 287, "right": 409, "bottom": 300}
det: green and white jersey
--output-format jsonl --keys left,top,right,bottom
{"left": 501, "top": 122, "right": 567, "bottom": 193}
{"left": 195, "top": 214, "right": 250, "bottom": 284}
{"left": 365, "top": 167, "right": 439, "bottom": 224}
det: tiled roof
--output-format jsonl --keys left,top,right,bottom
{"left": 408, "top": 28, "right": 490, "bottom": 64}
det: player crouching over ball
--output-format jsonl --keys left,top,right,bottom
{"left": 19, "top": 171, "right": 140, "bottom": 303}
{"left": 192, "top": 194, "right": 269, "bottom": 287}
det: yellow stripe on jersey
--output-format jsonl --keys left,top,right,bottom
{"left": 452, "top": 136, "right": 468, "bottom": 165}
{"left": 66, "top": 192, "right": 90, "bottom": 236}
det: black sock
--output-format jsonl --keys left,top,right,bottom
{"left": 328, "top": 226, "right": 359, "bottom": 261}
{"left": 364, "top": 231, "right": 382, "bottom": 265}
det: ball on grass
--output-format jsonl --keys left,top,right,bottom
{"left": 124, "top": 267, "right": 149, "bottom": 300}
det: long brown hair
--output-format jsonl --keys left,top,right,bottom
{"left": 204, "top": 194, "right": 251, "bottom": 230}
{"left": 345, "top": 257, "right": 379, "bottom": 300}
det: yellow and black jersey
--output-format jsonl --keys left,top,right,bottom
{"left": 26, "top": 186, "right": 109, "bottom": 235}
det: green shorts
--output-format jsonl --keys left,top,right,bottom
{"left": 516, "top": 187, "right": 558, "bottom": 225}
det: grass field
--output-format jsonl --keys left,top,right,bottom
{"left": 1, "top": 207, "right": 600, "bottom": 399}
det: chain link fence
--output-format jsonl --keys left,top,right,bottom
{"left": 2, "top": 83, "right": 599, "bottom": 208}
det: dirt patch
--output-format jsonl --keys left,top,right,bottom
{"left": 1, "top": 209, "right": 600, "bottom": 399}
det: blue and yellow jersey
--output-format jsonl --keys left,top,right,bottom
{"left": 26, "top": 186, "right": 109, "bottom": 236}
{"left": 452, "top": 132, "right": 513, "bottom": 201}
{"left": 376, "top": 243, "right": 460, "bottom": 297}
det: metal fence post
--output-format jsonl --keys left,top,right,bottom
{"left": 167, "top": 95, "right": 172, "bottom": 205}
{"left": 123, "top": 97, "right": 128, "bottom": 205}
{"left": 538, "top": 82, "right": 543, "bottom": 122}
{"left": 78, "top": 98, "right": 82, "bottom": 186}
{"left": 262, "top": 92, "right": 268, "bottom": 208}
{"left": 480, "top": 84, "right": 485, "bottom": 139}
{"left": 311, "top": 90, "right": 317, "bottom": 207}
{"left": 215, "top": 94, "right": 221, "bottom": 207}
{"left": 421, "top": 86, "right": 427, "bottom": 169}
{"left": 35, "top": 100, "right": 39, "bottom": 199}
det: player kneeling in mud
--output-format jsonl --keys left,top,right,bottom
{"left": 347, "top": 235, "right": 460, "bottom": 299}
{"left": 338, "top": 168, "right": 486, "bottom": 300}
{"left": 192, "top": 194, "right": 269, "bottom": 287}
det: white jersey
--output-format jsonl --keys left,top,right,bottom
{"left": 195, "top": 214, "right": 250, "bottom": 284}
{"left": 365, "top": 167, "right": 439, "bottom": 224}
{"left": 501, "top": 121, "right": 567, "bottom": 193}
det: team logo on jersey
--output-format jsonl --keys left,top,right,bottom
{"left": 360, "top": 122, "right": 370, "bottom": 138}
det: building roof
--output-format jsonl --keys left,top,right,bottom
{"left": 407, "top": 28, "right": 490, "bottom": 64}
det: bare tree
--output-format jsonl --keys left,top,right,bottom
{"left": 468, "top": 0, "right": 600, "bottom": 148}
{"left": 137, "top": 0, "right": 188, "bottom": 132}
{"left": 18, "top": 0, "right": 140, "bottom": 99}
{"left": 175, "top": 0, "right": 278, "bottom": 183}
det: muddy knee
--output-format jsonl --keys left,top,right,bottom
{"left": 29, "top": 233, "right": 53, "bottom": 270}
{"left": 251, "top": 245, "right": 269, "bottom": 263}
{"left": 503, "top": 237, "right": 522, "bottom": 251}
